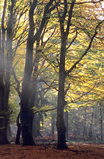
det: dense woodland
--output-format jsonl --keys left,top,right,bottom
{"left": 0, "top": 0, "right": 104, "bottom": 150}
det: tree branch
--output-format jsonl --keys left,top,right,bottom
{"left": 66, "top": 0, "right": 76, "bottom": 37}
{"left": 11, "top": 64, "right": 21, "bottom": 98}
{"left": 32, "top": 0, "right": 55, "bottom": 42}
{"left": 66, "top": 20, "right": 104, "bottom": 77}
{"left": 66, "top": 28, "right": 78, "bottom": 50}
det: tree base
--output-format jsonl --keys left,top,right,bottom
{"left": 22, "top": 124, "right": 36, "bottom": 146}
{"left": 15, "top": 124, "right": 21, "bottom": 145}
{"left": 56, "top": 142, "right": 68, "bottom": 150}
{"left": 0, "top": 139, "right": 10, "bottom": 145}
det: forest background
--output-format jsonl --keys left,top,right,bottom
{"left": 0, "top": 0, "right": 104, "bottom": 149}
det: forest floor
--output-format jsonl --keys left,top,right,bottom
{"left": 0, "top": 141, "right": 104, "bottom": 159}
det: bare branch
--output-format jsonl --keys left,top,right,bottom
{"left": 66, "top": 20, "right": 104, "bottom": 77}
{"left": 66, "top": 28, "right": 78, "bottom": 50}
{"left": 11, "top": 64, "right": 21, "bottom": 98}
{"left": 64, "top": 83, "right": 70, "bottom": 96}
{"left": 62, "top": 0, "right": 67, "bottom": 20}
{"left": 43, "top": 27, "right": 56, "bottom": 47}
{"left": 33, "top": 81, "right": 54, "bottom": 107}
{"left": 32, "top": 0, "right": 55, "bottom": 42}
{"left": 66, "top": 0, "right": 76, "bottom": 37}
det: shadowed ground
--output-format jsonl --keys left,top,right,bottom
{"left": 0, "top": 142, "right": 104, "bottom": 159}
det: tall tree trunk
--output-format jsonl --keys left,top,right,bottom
{"left": 64, "top": 111, "right": 68, "bottom": 139}
{"left": 15, "top": 111, "right": 21, "bottom": 144}
{"left": 29, "top": 40, "right": 40, "bottom": 133}
{"left": 0, "top": 0, "right": 15, "bottom": 144}
{"left": 56, "top": 0, "right": 75, "bottom": 149}
{"left": 99, "top": 103, "right": 103, "bottom": 141}
{"left": 33, "top": 113, "right": 41, "bottom": 138}
{"left": 83, "top": 107, "right": 87, "bottom": 140}
{"left": 21, "top": 39, "right": 35, "bottom": 146}
{"left": 0, "top": 0, "right": 8, "bottom": 145}
{"left": 89, "top": 107, "right": 94, "bottom": 140}
{"left": 20, "top": 0, "right": 55, "bottom": 145}
{"left": 0, "top": 28, "right": 7, "bottom": 144}
{"left": 20, "top": 0, "right": 38, "bottom": 146}
{"left": 51, "top": 112, "right": 56, "bottom": 138}
{"left": 56, "top": 33, "right": 68, "bottom": 149}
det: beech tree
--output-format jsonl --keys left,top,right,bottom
{"left": 20, "top": 0, "right": 56, "bottom": 146}
{"left": 0, "top": 0, "right": 29, "bottom": 144}
{"left": 0, "top": 0, "right": 16, "bottom": 144}
{"left": 0, "top": 0, "right": 103, "bottom": 148}
{"left": 55, "top": 0, "right": 104, "bottom": 149}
